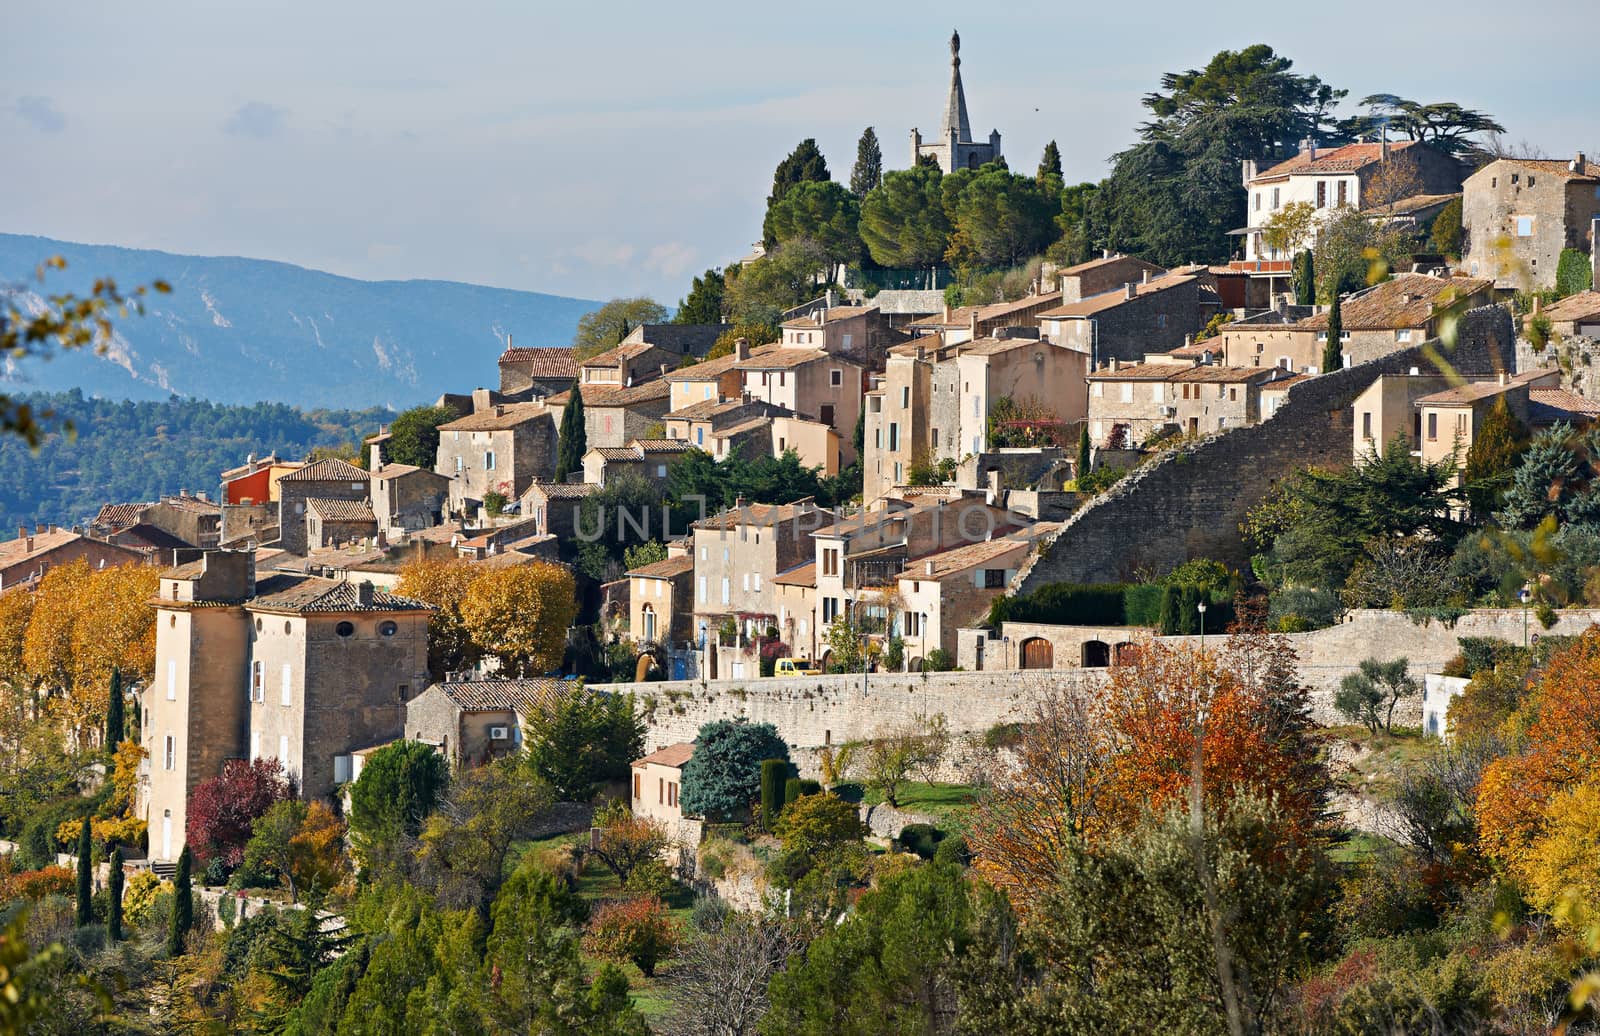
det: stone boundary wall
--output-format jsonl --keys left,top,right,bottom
{"left": 596, "top": 604, "right": 1598, "bottom": 764}
{"left": 1013, "top": 306, "right": 1517, "bottom": 587}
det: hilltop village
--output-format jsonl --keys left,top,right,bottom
{"left": 6, "top": 32, "right": 1600, "bottom": 1034}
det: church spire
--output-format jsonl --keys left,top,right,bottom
{"left": 940, "top": 29, "right": 972, "bottom": 143}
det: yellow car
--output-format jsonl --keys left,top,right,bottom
{"left": 773, "top": 657, "right": 822, "bottom": 677}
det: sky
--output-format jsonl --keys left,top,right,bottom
{"left": 4, "top": 0, "right": 1596, "bottom": 305}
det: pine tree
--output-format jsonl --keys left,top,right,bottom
{"left": 1037, "top": 140, "right": 1064, "bottom": 196}
{"left": 1322, "top": 294, "right": 1343, "bottom": 373}
{"left": 1076, "top": 426, "right": 1092, "bottom": 482}
{"left": 75, "top": 811, "right": 93, "bottom": 926}
{"left": 764, "top": 139, "right": 831, "bottom": 247}
{"left": 674, "top": 269, "right": 726, "bottom": 325}
{"left": 169, "top": 846, "right": 193, "bottom": 956}
{"left": 104, "top": 667, "right": 124, "bottom": 756}
{"left": 555, "top": 390, "right": 587, "bottom": 482}
{"left": 850, "top": 127, "right": 882, "bottom": 198}
{"left": 107, "top": 847, "right": 124, "bottom": 941}
{"left": 1292, "top": 250, "right": 1315, "bottom": 306}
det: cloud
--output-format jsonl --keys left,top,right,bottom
{"left": 643, "top": 241, "right": 696, "bottom": 280}
{"left": 570, "top": 239, "right": 636, "bottom": 268}
{"left": 14, "top": 95, "right": 65, "bottom": 132}
{"left": 223, "top": 101, "right": 287, "bottom": 139}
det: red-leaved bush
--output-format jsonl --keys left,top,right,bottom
{"left": 186, "top": 757, "right": 293, "bottom": 867}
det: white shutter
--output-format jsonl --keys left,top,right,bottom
{"left": 279, "top": 735, "right": 290, "bottom": 767}
{"left": 251, "top": 731, "right": 260, "bottom": 760}
{"left": 281, "top": 663, "right": 292, "bottom": 706}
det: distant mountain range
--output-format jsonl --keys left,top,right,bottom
{"left": 0, "top": 234, "right": 596, "bottom": 409}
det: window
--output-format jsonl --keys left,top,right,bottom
{"left": 1229, "top": 387, "right": 1238, "bottom": 402}
{"left": 1316, "top": 181, "right": 1327, "bottom": 208}
{"left": 1254, "top": 192, "right": 1261, "bottom": 212}
{"left": 982, "top": 569, "right": 1006, "bottom": 589}
{"left": 822, "top": 597, "right": 838, "bottom": 623}
{"left": 379, "top": 620, "right": 398, "bottom": 637}
{"left": 819, "top": 404, "right": 835, "bottom": 426}
{"left": 901, "top": 386, "right": 910, "bottom": 408}
{"left": 1181, "top": 384, "right": 1190, "bottom": 400}
{"left": 1427, "top": 412, "right": 1438, "bottom": 440}
{"left": 281, "top": 663, "right": 292, "bottom": 706}
{"left": 1337, "top": 180, "right": 1348, "bottom": 207}
{"left": 754, "top": 572, "right": 761, "bottom": 591}
{"left": 971, "top": 395, "right": 980, "bottom": 416}
{"left": 656, "top": 463, "right": 667, "bottom": 477}
{"left": 720, "top": 578, "right": 730, "bottom": 604}
{"left": 1341, "top": 330, "right": 1351, "bottom": 342}
{"left": 1516, "top": 216, "right": 1534, "bottom": 237}
{"left": 1528, "top": 176, "right": 1535, "bottom": 187}
{"left": 484, "top": 450, "right": 495, "bottom": 471}
{"left": 874, "top": 427, "right": 882, "bottom": 448}
{"left": 1120, "top": 383, "right": 1133, "bottom": 402}
{"left": 742, "top": 573, "right": 750, "bottom": 592}
{"left": 397, "top": 683, "right": 409, "bottom": 703}
{"left": 1156, "top": 314, "right": 1167, "bottom": 329}
{"left": 830, "top": 369, "right": 843, "bottom": 387}
{"left": 1152, "top": 383, "right": 1164, "bottom": 402}
{"left": 251, "top": 661, "right": 264, "bottom": 702}
{"left": 633, "top": 773, "right": 640, "bottom": 801}
{"left": 1256, "top": 343, "right": 1265, "bottom": 354}
{"left": 822, "top": 548, "right": 839, "bottom": 576}
{"left": 699, "top": 546, "right": 706, "bottom": 561}
{"left": 164, "top": 735, "right": 175, "bottom": 770}
{"left": 1092, "top": 382, "right": 1104, "bottom": 397}
{"left": 1511, "top": 173, "right": 1519, "bottom": 184}
{"left": 170, "top": 581, "right": 178, "bottom": 601}
{"left": 697, "top": 575, "right": 707, "bottom": 603}
{"left": 888, "top": 423, "right": 900, "bottom": 451}
{"left": 696, "top": 427, "right": 704, "bottom": 445}
{"left": 1398, "top": 329, "right": 1412, "bottom": 342}
{"left": 893, "top": 461, "right": 903, "bottom": 483}
{"left": 336, "top": 621, "right": 355, "bottom": 638}
{"left": 167, "top": 659, "right": 176, "bottom": 700}
{"left": 1271, "top": 187, "right": 1280, "bottom": 209}
{"left": 455, "top": 456, "right": 463, "bottom": 473}
{"left": 279, "top": 735, "right": 290, "bottom": 769}
{"left": 841, "top": 333, "right": 852, "bottom": 350}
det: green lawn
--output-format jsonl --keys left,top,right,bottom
{"left": 1329, "top": 830, "right": 1398, "bottom": 865}
{"left": 1327, "top": 724, "right": 1440, "bottom": 805}
{"left": 563, "top": 847, "right": 695, "bottom": 1019}
{"left": 861, "top": 781, "right": 979, "bottom": 828}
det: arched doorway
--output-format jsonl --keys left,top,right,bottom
{"left": 910, "top": 656, "right": 924, "bottom": 673}
{"left": 1081, "top": 640, "right": 1111, "bottom": 667}
{"left": 1020, "top": 637, "right": 1054, "bottom": 669}
{"left": 641, "top": 604, "right": 656, "bottom": 643}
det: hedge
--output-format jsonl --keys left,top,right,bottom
{"left": 989, "top": 581, "right": 1232, "bottom": 632}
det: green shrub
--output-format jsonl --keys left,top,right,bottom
{"left": 932, "top": 834, "right": 970, "bottom": 867}
{"left": 922, "top": 648, "right": 956, "bottom": 672}
{"left": 760, "top": 758, "right": 794, "bottom": 829}
{"left": 1456, "top": 637, "right": 1523, "bottom": 678}
{"left": 784, "top": 777, "right": 821, "bottom": 805}
{"left": 1556, "top": 247, "right": 1594, "bottom": 297}
{"left": 982, "top": 722, "right": 1025, "bottom": 750}
{"left": 1076, "top": 466, "right": 1128, "bottom": 495}
{"left": 897, "top": 823, "right": 945, "bottom": 860}
{"left": 1268, "top": 586, "right": 1341, "bottom": 631}
{"left": 482, "top": 490, "right": 507, "bottom": 517}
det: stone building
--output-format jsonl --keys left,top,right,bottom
{"left": 368, "top": 460, "right": 450, "bottom": 536}
{"left": 546, "top": 381, "right": 672, "bottom": 452}
{"left": 906, "top": 292, "right": 1063, "bottom": 346}
{"left": 1056, "top": 254, "right": 1168, "bottom": 303}
{"left": 626, "top": 554, "right": 695, "bottom": 647}
{"left": 1296, "top": 274, "right": 1493, "bottom": 371}
{"left": 909, "top": 31, "right": 1001, "bottom": 173}
{"left": 144, "top": 549, "right": 432, "bottom": 863}
{"left": 220, "top": 454, "right": 303, "bottom": 505}
{"left": 404, "top": 677, "right": 569, "bottom": 770}
{"left": 779, "top": 303, "right": 892, "bottom": 369}
{"left": 579, "top": 342, "right": 678, "bottom": 390}
{"left": 664, "top": 341, "right": 761, "bottom": 412}
{"left": 618, "top": 322, "right": 732, "bottom": 361}
{"left": 664, "top": 397, "right": 791, "bottom": 451}
{"left": 1540, "top": 291, "right": 1600, "bottom": 339}
{"left": 1350, "top": 372, "right": 1454, "bottom": 458}
{"left": 0, "top": 527, "right": 149, "bottom": 591}
{"left": 896, "top": 526, "right": 1052, "bottom": 667}
{"left": 1086, "top": 359, "right": 1289, "bottom": 446}
{"left": 582, "top": 439, "right": 693, "bottom": 487}
{"left": 632, "top": 742, "right": 695, "bottom": 830}
{"left": 1463, "top": 154, "right": 1600, "bottom": 291}
{"left": 1038, "top": 268, "right": 1221, "bottom": 364}
{"left": 733, "top": 348, "right": 866, "bottom": 466}
{"left": 1415, "top": 371, "right": 1562, "bottom": 484}
{"left": 519, "top": 480, "right": 601, "bottom": 541}
{"left": 143, "top": 493, "right": 223, "bottom": 547}
{"left": 304, "top": 498, "right": 378, "bottom": 549}
{"left": 434, "top": 401, "right": 558, "bottom": 516}
{"left": 276, "top": 458, "right": 372, "bottom": 556}
{"left": 496, "top": 345, "right": 578, "bottom": 398}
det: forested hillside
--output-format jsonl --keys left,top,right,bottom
{"left": 0, "top": 391, "right": 390, "bottom": 530}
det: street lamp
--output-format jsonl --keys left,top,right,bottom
{"left": 1197, "top": 600, "right": 1208, "bottom": 656}
{"left": 1519, "top": 586, "right": 1532, "bottom": 648}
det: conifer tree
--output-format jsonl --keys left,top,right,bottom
{"left": 1293, "top": 249, "right": 1315, "bottom": 306}
{"left": 107, "top": 846, "right": 124, "bottom": 941}
{"left": 1321, "top": 294, "right": 1343, "bottom": 373}
{"left": 1076, "top": 426, "right": 1092, "bottom": 482}
{"left": 1037, "top": 140, "right": 1064, "bottom": 198}
{"left": 1463, "top": 395, "right": 1530, "bottom": 518}
{"left": 75, "top": 811, "right": 93, "bottom": 926}
{"left": 169, "top": 846, "right": 193, "bottom": 955}
{"left": 849, "top": 127, "right": 882, "bottom": 198}
{"left": 104, "top": 666, "right": 124, "bottom": 756}
{"left": 555, "top": 389, "right": 586, "bottom": 482}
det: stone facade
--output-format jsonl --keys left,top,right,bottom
{"left": 0, "top": 528, "right": 149, "bottom": 591}
{"left": 910, "top": 32, "right": 1001, "bottom": 174}
{"left": 1015, "top": 305, "right": 1516, "bottom": 586}
{"left": 434, "top": 403, "right": 558, "bottom": 516}
{"left": 1039, "top": 271, "right": 1219, "bottom": 363}
{"left": 1464, "top": 155, "right": 1600, "bottom": 291}
{"left": 276, "top": 459, "right": 372, "bottom": 556}
{"left": 628, "top": 554, "right": 695, "bottom": 647}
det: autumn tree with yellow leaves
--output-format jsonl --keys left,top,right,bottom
{"left": 395, "top": 554, "right": 483, "bottom": 680}
{"left": 457, "top": 561, "right": 577, "bottom": 677}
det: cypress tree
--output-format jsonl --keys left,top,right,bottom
{"left": 555, "top": 389, "right": 587, "bottom": 482}
{"left": 104, "top": 667, "right": 124, "bottom": 756}
{"left": 75, "top": 811, "right": 93, "bottom": 926}
{"left": 169, "top": 846, "right": 193, "bottom": 955}
{"left": 849, "top": 127, "right": 883, "bottom": 198}
{"left": 1322, "top": 294, "right": 1344, "bottom": 374}
{"left": 1293, "top": 250, "right": 1315, "bottom": 306}
{"left": 1158, "top": 585, "right": 1181, "bottom": 636}
{"left": 760, "top": 758, "right": 789, "bottom": 829}
{"left": 107, "top": 847, "right": 124, "bottom": 941}
{"left": 1076, "top": 426, "right": 1092, "bottom": 482}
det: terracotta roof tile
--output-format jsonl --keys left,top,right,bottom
{"left": 438, "top": 402, "right": 553, "bottom": 431}
{"left": 546, "top": 381, "right": 672, "bottom": 408}
{"left": 279, "top": 457, "right": 370, "bottom": 482}
{"left": 498, "top": 347, "right": 578, "bottom": 378}
{"left": 94, "top": 502, "right": 149, "bottom": 529}
{"left": 635, "top": 742, "right": 695, "bottom": 768}
{"left": 1484, "top": 157, "right": 1600, "bottom": 182}
{"left": 1038, "top": 272, "right": 1202, "bottom": 318}
{"left": 430, "top": 678, "right": 573, "bottom": 713}
{"left": 1543, "top": 291, "right": 1600, "bottom": 324}
{"left": 305, "top": 498, "right": 376, "bottom": 522}
{"left": 731, "top": 348, "right": 842, "bottom": 371}
{"left": 247, "top": 575, "right": 432, "bottom": 614}
{"left": 627, "top": 555, "right": 694, "bottom": 579}
{"left": 523, "top": 481, "right": 600, "bottom": 500}
{"left": 1255, "top": 141, "right": 1422, "bottom": 179}
{"left": 1529, "top": 388, "right": 1600, "bottom": 417}
{"left": 1298, "top": 274, "right": 1492, "bottom": 331}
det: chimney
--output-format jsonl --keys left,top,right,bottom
{"left": 1532, "top": 296, "right": 1543, "bottom": 316}
{"left": 1143, "top": 269, "right": 1153, "bottom": 284}
{"left": 376, "top": 528, "right": 388, "bottom": 549}
{"left": 34, "top": 524, "right": 44, "bottom": 535}
{"left": 985, "top": 468, "right": 1003, "bottom": 505}
{"left": 23, "top": 535, "right": 32, "bottom": 553}
{"left": 741, "top": 389, "right": 752, "bottom": 405}
{"left": 196, "top": 491, "right": 208, "bottom": 502}
{"left": 1240, "top": 158, "right": 1257, "bottom": 186}
{"left": 1102, "top": 248, "right": 1111, "bottom": 260}
{"left": 925, "top": 560, "right": 935, "bottom": 576}
{"left": 493, "top": 404, "right": 505, "bottom": 417}
{"left": 16, "top": 525, "right": 24, "bottom": 541}
{"left": 1124, "top": 283, "right": 1137, "bottom": 300}
{"left": 179, "top": 488, "right": 189, "bottom": 498}
{"left": 1184, "top": 334, "right": 1194, "bottom": 348}
{"left": 357, "top": 581, "right": 374, "bottom": 606}
{"left": 369, "top": 439, "right": 383, "bottom": 471}
{"left": 734, "top": 337, "right": 750, "bottom": 360}
{"left": 1574, "top": 152, "right": 1588, "bottom": 172}
{"left": 943, "top": 302, "right": 952, "bottom": 323}
{"left": 1109, "top": 358, "right": 1121, "bottom": 372}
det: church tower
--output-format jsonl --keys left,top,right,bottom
{"left": 910, "top": 30, "right": 1002, "bottom": 173}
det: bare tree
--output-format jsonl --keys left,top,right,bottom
{"left": 663, "top": 914, "right": 799, "bottom": 1036}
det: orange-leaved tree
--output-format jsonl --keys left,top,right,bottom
{"left": 1477, "top": 629, "right": 1600, "bottom": 905}
{"left": 396, "top": 554, "right": 482, "bottom": 680}
{"left": 458, "top": 561, "right": 577, "bottom": 677}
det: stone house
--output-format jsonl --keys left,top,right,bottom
{"left": 304, "top": 498, "right": 378, "bottom": 549}
{"left": 619, "top": 322, "right": 732, "bottom": 361}
{"left": 143, "top": 493, "right": 223, "bottom": 548}
{"left": 947, "top": 333, "right": 1089, "bottom": 459}
{"left": 404, "top": 677, "right": 569, "bottom": 770}
{"left": 1296, "top": 274, "right": 1494, "bottom": 371}
{"left": 663, "top": 340, "right": 764, "bottom": 413}
{"left": 1038, "top": 268, "right": 1221, "bottom": 363}
{"left": 1540, "top": 291, "right": 1600, "bottom": 339}
{"left": 733, "top": 348, "right": 866, "bottom": 465}
{"left": 632, "top": 742, "right": 695, "bottom": 829}
{"left": 864, "top": 344, "right": 938, "bottom": 506}
{"left": 369, "top": 462, "right": 450, "bottom": 535}
{"left": 579, "top": 342, "right": 678, "bottom": 389}
{"left": 1085, "top": 359, "right": 1288, "bottom": 446}
{"left": 434, "top": 401, "right": 558, "bottom": 516}
{"left": 1057, "top": 254, "right": 1167, "bottom": 302}
{"left": 664, "top": 397, "right": 791, "bottom": 452}
{"left": 1238, "top": 140, "right": 1465, "bottom": 266}
{"left": 1350, "top": 372, "right": 1454, "bottom": 459}
{"left": 690, "top": 499, "right": 835, "bottom": 672}
{"left": 276, "top": 458, "right": 373, "bottom": 556}
{"left": 220, "top": 454, "right": 303, "bottom": 505}
{"left": 497, "top": 345, "right": 579, "bottom": 398}
{"left": 906, "top": 292, "right": 1064, "bottom": 346}
{"left": 779, "top": 303, "right": 891, "bottom": 368}
{"left": 1415, "top": 371, "right": 1562, "bottom": 483}
{"left": 582, "top": 439, "right": 693, "bottom": 487}
{"left": 0, "top": 527, "right": 149, "bottom": 591}
{"left": 773, "top": 561, "right": 820, "bottom": 662}
{"left": 626, "top": 554, "right": 695, "bottom": 647}
{"left": 519, "top": 480, "right": 601, "bottom": 541}
{"left": 1463, "top": 154, "right": 1600, "bottom": 290}
{"left": 895, "top": 527, "right": 1053, "bottom": 667}
{"left": 1213, "top": 305, "right": 1318, "bottom": 371}
{"left": 546, "top": 381, "right": 672, "bottom": 451}
{"left": 769, "top": 415, "right": 840, "bottom": 476}
{"left": 144, "top": 549, "right": 432, "bottom": 863}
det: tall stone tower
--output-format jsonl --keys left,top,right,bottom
{"left": 910, "top": 30, "right": 1002, "bottom": 173}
